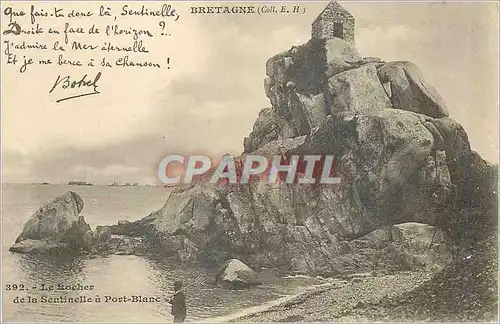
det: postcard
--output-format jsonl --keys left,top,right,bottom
{"left": 1, "top": 1, "right": 498, "bottom": 322}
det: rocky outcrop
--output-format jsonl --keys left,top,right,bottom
{"left": 246, "top": 38, "right": 452, "bottom": 153}
{"left": 314, "top": 222, "right": 453, "bottom": 274}
{"left": 89, "top": 214, "right": 157, "bottom": 255}
{"left": 10, "top": 35, "right": 494, "bottom": 278}
{"left": 247, "top": 37, "right": 364, "bottom": 151}
{"left": 91, "top": 225, "right": 147, "bottom": 255}
{"left": 10, "top": 192, "right": 156, "bottom": 256}
{"left": 140, "top": 36, "right": 491, "bottom": 275}
{"left": 216, "top": 259, "right": 261, "bottom": 289}
{"left": 9, "top": 191, "right": 92, "bottom": 255}
{"left": 328, "top": 64, "right": 392, "bottom": 115}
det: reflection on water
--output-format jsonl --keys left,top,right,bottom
{"left": 19, "top": 254, "right": 86, "bottom": 283}
{"left": 2, "top": 184, "right": 321, "bottom": 322}
{"left": 9, "top": 254, "right": 86, "bottom": 322}
{"left": 6, "top": 253, "right": 318, "bottom": 322}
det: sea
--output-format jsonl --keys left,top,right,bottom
{"left": 1, "top": 184, "right": 321, "bottom": 322}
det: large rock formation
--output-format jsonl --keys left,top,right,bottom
{"left": 245, "top": 38, "right": 450, "bottom": 152}
{"left": 10, "top": 192, "right": 92, "bottom": 255}
{"left": 9, "top": 36, "right": 494, "bottom": 278}
{"left": 9, "top": 192, "right": 156, "bottom": 256}
{"left": 137, "top": 36, "right": 489, "bottom": 275}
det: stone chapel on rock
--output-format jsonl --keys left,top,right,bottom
{"left": 312, "top": 1, "right": 355, "bottom": 44}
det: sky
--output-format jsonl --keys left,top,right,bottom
{"left": 1, "top": 1, "right": 498, "bottom": 185}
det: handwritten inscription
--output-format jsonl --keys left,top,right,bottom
{"left": 49, "top": 72, "right": 101, "bottom": 103}
{"left": 2, "top": 3, "right": 180, "bottom": 102}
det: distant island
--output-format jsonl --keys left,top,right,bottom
{"left": 108, "top": 181, "right": 139, "bottom": 187}
{"left": 68, "top": 181, "right": 93, "bottom": 186}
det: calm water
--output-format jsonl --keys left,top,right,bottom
{"left": 1, "top": 184, "right": 320, "bottom": 322}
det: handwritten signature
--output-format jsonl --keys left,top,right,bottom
{"left": 49, "top": 72, "right": 101, "bottom": 103}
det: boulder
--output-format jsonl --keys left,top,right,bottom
{"left": 377, "top": 61, "right": 449, "bottom": 118}
{"left": 327, "top": 222, "right": 453, "bottom": 274}
{"left": 328, "top": 64, "right": 392, "bottom": 116}
{"left": 216, "top": 259, "right": 261, "bottom": 289}
{"left": 392, "top": 222, "right": 446, "bottom": 249}
{"left": 10, "top": 191, "right": 91, "bottom": 254}
{"left": 391, "top": 222, "right": 453, "bottom": 271}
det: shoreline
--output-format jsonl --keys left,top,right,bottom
{"left": 205, "top": 271, "right": 436, "bottom": 323}
{"left": 197, "top": 281, "right": 342, "bottom": 323}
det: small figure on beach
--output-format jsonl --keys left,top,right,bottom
{"left": 168, "top": 280, "right": 186, "bottom": 322}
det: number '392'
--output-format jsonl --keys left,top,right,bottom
{"left": 5, "top": 284, "right": 26, "bottom": 291}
